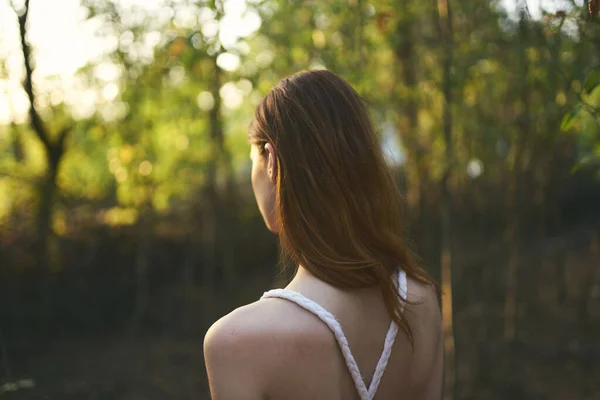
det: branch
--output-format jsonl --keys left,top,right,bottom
{"left": 357, "top": 0, "right": 365, "bottom": 67}
{"left": 13, "top": 0, "right": 52, "bottom": 150}
{"left": 540, "top": 14, "right": 600, "bottom": 130}
{"left": 56, "top": 125, "right": 71, "bottom": 153}
{"left": 558, "top": 68, "right": 600, "bottom": 131}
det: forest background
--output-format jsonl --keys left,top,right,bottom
{"left": 0, "top": 0, "right": 599, "bottom": 398}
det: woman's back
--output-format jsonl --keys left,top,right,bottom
{"left": 203, "top": 70, "right": 442, "bottom": 399}
{"left": 204, "top": 268, "right": 442, "bottom": 399}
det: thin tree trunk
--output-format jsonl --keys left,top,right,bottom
{"left": 10, "top": 122, "right": 24, "bottom": 162}
{"left": 128, "top": 200, "right": 153, "bottom": 339}
{"left": 394, "top": 3, "right": 424, "bottom": 241}
{"left": 0, "top": 328, "right": 12, "bottom": 382}
{"left": 202, "top": 54, "right": 223, "bottom": 291}
{"left": 436, "top": 0, "right": 456, "bottom": 398}
{"left": 13, "top": 0, "right": 70, "bottom": 334}
{"left": 209, "top": 54, "right": 238, "bottom": 288}
{"left": 15, "top": 0, "right": 64, "bottom": 253}
{"left": 581, "top": 235, "right": 600, "bottom": 319}
{"left": 201, "top": 190, "right": 217, "bottom": 289}
{"left": 182, "top": 229, "right": 198, "bottom": 287}
{"left": 200, "top": 51, "right": 239, "bottom": 325}
{"left": 504, "top": 5, "right": 529, "bottom": 342}
{"left": 356, "top": 0, "right": 366, "bottom": 68}
{"left": 556, "top": 239, "right": 568, "bottom": 305}
{"left": 504, "top": 165, "right": 519, "bottom": 342}
{"left": 36, "top": 157, "right": 60, "bottom": 333}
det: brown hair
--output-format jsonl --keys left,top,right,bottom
{"left": 248, "top": 70, "right": 437, "bottom": 343}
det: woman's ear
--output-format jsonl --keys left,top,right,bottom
{"left": 264, "top": 143, "right": 278, "bottom": 184}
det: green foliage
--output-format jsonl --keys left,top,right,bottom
{"left": 584, "top": 69, "right": 600, "bottom": 95}
{"left": 1, "top": 0, "right": 599, "bottom": 232}
{"left": 571, "top": 152, "right": 600, "bottom": 173}
{"left": 562, "top": 104, "right": 583, "bottom": 131}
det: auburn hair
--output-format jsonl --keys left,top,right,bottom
{"left": 248, "top": 70, "right": 437, "bottom": 343}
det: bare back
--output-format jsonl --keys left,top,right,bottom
{"left": 204, "top": 268, "right": 443, "bottom": 400}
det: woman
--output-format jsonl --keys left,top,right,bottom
{"left": 204, "top": 70, "right": 443, "bottom": 399}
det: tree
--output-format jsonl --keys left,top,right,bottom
{"left": 503, "top": 1, "right": 530, "bottom": 343}
{"left": 11, "top": 0, "right": 71, "bottom": 267}
{"left": 435, "top": 0, "right": 456, "bottom": 398}
{"left": 9, "top": 0, "right": 76, "bottom": 333}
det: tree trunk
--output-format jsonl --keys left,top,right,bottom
{"left": 209, "top": 55, "right": 238, "bottom": 289}
{"left": 182, "top": 226, "right": 199, "bottom": 287}
{"left": 10, "top": 122, "right": 24, "bottom": 163}
{"left": 202, "top": 55, "right": 223, "bottom": 291}
{"left": 0, "top": 328, "right": 12, "bottom": 382}
{"left": 580, "top": 235, "right": 600, "bottom": 320}
{"left": 36, "top": 153, "right": 61, "bottom": 333}
{"left": 200, "top": 52, "right": 238, "bottom": 325}
{"left": 394, "top": 2, "right": 425, "bottom": 245}
{"left": 14, "top": 0, "right": 70, "bottom": 335}
{"left": 128, "top": 200, "right": 153, "bottom": 339}
{"left": 504, "top": 5, "right": 529, "bottom": 342}
{"left": 556, "top": 239, "right": 568, "bottom": 305}
{"left": 504, "top": 172, "right": 520, "bottom": 341}
{"left": 37, "top": 151, "right": 61, "bottom": 261}
{"left": 357, "top": 0, "right": 365, "bottom": 68}
{"left": 436, "top": 0, "right": 456, "bottom": 398}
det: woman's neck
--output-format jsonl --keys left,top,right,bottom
{"left": 294, "top": 264, "right": 310, "bottom": 279}
{"left": 288, "top": 264, "right": 326, "bottom": 291}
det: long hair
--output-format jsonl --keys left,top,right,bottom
{"left": 248, "top": 70, "right": 437, "bottom": 343}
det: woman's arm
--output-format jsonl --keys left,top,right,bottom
{"left": 204, "top": 316, "right": 266, "bottom": 400}
{"left": 425, "top": 320, "right": 444, "bottom": 400}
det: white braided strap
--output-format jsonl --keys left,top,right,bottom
{"left": 399, "top": 269, "right": 408, "bottom": 310}
{"left": 261, "top": 269, "right": 408, "bottom": 400}
{"left": 261, "top": 289, "right": 371, "bottom": 400}
{"left": 367, "top": 269, "right": 407, "bottom": 397}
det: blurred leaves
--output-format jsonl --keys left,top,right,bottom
{"left": 584, "top": 69, "right": 600, "bottom": 95}
{"left": 0, "top": 0, "right": 598, "bottom": 232}
{"left": 562, "top": 104, "right": 583, "bottom": 131}
{"left": 571, "top": 153, "right": 600, "bottom": 173}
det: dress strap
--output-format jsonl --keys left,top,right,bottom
{"left": 367, "top": 268, "right": 408, "bottom": 397}
{"left": 260, "top": 268, "right": 408, "bottom": 400}
{"left": 261, "top": 288, "right": 371, "bottom": 400}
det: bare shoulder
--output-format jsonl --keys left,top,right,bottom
{"left": 204, "top": 297, "right": 335, "bottom": 382}
{"left": 203, "top": 300, "right": 286, "bottom": 399}
{"left": 405, "top": 276, "right": 442, "bottom": 328}
{"left": 402, "top": 276, "right": 443, "bottom": 392}
{"left": 203, "top": 301, "right": 266, "bottom": 361}
{"left": 204, "top": 300, "right": 283, "bottom": 368}
{"left": 204, "top": 297, "right": 333, "bottom": 351}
